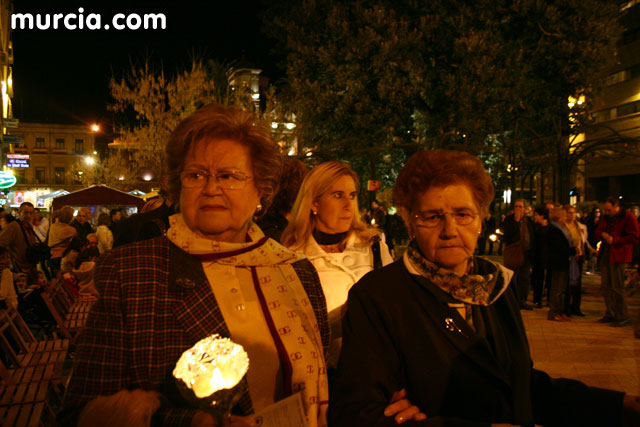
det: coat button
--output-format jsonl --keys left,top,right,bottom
{"left": 342, "top": 255, "right": 354, "bottom": 266}
{"left": 236, "top": 304, "right": 245, "bottom": 311}
{"left": 230, "top": 288, "right": 238, "bottom": 293}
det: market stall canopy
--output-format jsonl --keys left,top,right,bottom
{"left": 51, "top": 185, "right": 146, "bottom": 211}
{"left": 40, "top": 190, "right": 70, "bottom": 201}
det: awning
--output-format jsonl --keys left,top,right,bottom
{"left": 39, "top": 190, "right": 70, "bottom": 200}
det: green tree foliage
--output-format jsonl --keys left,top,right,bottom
{"left": 107, "top": 59, "right": 217, "bottom": 190}
{"left": 81, "top": 59, "right": 257, "bottom": 191}
{"left": 266, "top": 0, "right": 623, "bottom": 203}
{"left": 266, "top": 1, "right": 419, "bottom": 187}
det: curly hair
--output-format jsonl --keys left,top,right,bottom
{"left": 165, "top": 103, "right": 282, "bottom": 215}
{"left": 393, "top": 150, "right": 494, "bottom": 225}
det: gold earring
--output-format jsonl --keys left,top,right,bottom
{"left": 312, "top": 210, "right": 317, "bottom": 215}
{"left": 256, "top": 204, "right": 262, "bottom": 212}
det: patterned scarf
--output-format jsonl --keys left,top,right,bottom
{"left": 168, "top": 214, "right": 329, "bottom": 427}
{"left": 405, "top": 240, "right": 502, "bottom": 306}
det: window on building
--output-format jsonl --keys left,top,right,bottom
{"left": 74, "top": 139, "right": 85, "bottom": 153}
{"left": 14, "top": 169, "right": 26, "bottom": 184}
{"left": 606, "top": 70, "right": 629, "bottom": 86}
{"left": 35, "top": 137, "right": 45, "bottom": 148}
{"left": 620, "top": 26, "right": 640, "bottom": 46}
{"left": 54, "top": 167, "right": 65, "bottom": 185}
{"left": 616, "top": 100, "right": 640, "bottom": 117}
{"left": 594, "top": 109, "right": 612, "bottom": 123}
{"left": 55, "top": 138, "right": 65, "bottom": 149}
{"left": 35, "top": 167, "right": 46, "bottom": 184}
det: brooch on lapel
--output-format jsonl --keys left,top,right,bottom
{"left": 444, "top": 317, "right": 468, "bottom": 338}
{"left": 176, "top": 278, "right": 197, "bottom": 289}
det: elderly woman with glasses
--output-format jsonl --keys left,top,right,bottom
{"left": 60, "top": 104, "right": 332, "bottom": 427}
{"left": 330, "top": 150, "right": 639, "bottom": 426}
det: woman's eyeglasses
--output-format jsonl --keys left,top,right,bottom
{"left": 179, "top": 170, "right": 253, "bottom": 190}
{"left": 414, "top": 210, "right": 478, "bottom": 228}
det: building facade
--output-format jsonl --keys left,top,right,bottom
{"left": 3, "top": 122, "right": 96, "bottom": 208}
{"left": 0, "top": 0, "right": 13, "bottom": 122}
{"left": 583, "top": 1, "right": 640, "bottom": 205}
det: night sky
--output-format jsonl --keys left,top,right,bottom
{"left": 11, "top": 0, "right": 281, "bottom": 129}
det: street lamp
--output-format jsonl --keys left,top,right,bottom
{"left": 84, "top": 156, "right": 95, "bottom": 165}
{"left": 91, "top": 123, "right": 100, "bottom": 132}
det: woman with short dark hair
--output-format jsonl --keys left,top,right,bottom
{"left": 61, "top": 104, "right": 330, "bottom": 426}
{"left": 330, "top": 149, "right": 639, "bottom": 426}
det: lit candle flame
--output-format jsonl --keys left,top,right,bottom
{"left": 173, "top": 335, "right": 249, "bottom": 398}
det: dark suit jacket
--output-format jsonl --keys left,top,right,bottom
{"left": 329, "top": 260, "right": 624, "bottom": 427}
{"left": 113, "top": 202, "right": 176, "bottom": 248}
{"left": 60, "top": 236, "right": 329, "bottom": 426}
{"left": 548, "top": 224, "right": 576, "bottom": 272}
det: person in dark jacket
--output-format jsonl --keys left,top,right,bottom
{"left": 502, "top": 199, "right": 535, "bottom": 309}
{"left": 547, "top": 207, "right": 575, "bottom": 322}
{"left": 329, "top": 149, "right": 640, "bottom": 427}
{"left": 256, "top": 157, "right": 308, "bottom": 242}
{"left": 531, "top": 206, "right": 551, "bottom": 308}
{"left": 70, "top": 207, "right": 94, "bottom": 240}
{"left": 113, "top": 197, "right": 176, "bottom": 248}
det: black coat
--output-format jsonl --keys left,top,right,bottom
{"left": 547, "top": 224, "right": 576, "bottom": 272}
{"left": 329, "top": 259, "right": 623, "bottom": 427}
{"left": 502, "top": 214, "right": 535, "bottom": 262}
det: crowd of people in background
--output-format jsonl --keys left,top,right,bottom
{"left": 0, "top": 183, "right": 639, "bottom": 343}
{"left": 0, "top": 104, "right": 639, "bottom": 425}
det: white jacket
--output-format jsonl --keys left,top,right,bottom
{"left": 301, "top": 233, "right": 393, "bottom": 312}
{"left": 298, "top": 232, "right": 393, "bottom": 367}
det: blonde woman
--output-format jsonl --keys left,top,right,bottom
{"left": 282, "top": 161, "right": 393, "bottom": 368}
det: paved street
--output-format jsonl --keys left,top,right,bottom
{"left": 518, "top": 269, "right": 640, "bottom": 395}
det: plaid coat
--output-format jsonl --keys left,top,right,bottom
{"left": 59, "top": 236, "right": 330, "bottom": 426}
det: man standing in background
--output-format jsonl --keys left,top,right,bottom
{"left": 0, "top": 202, "right": 38, "bottom": 283}
{"left": 503, "top": 199, "right": 536, "bottom": 309}
{"left": 71, "top": 208, "right": 94, "bottom": 240}
{"left": 595, "top": 197, "right": 639, "bottom": 327}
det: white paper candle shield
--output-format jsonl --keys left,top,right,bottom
{"left": 173, "top": 334, "right": 249, "bottom": 398}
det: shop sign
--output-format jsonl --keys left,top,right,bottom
{"left": 0, "top": 171, "right": 16, "bottom": 189}
{"left": 7, "top": 153, "right": 29, "bottom": 168}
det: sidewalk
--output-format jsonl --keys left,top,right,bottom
{"left": 519, "top": 270, "right": 640, "bottom": 395}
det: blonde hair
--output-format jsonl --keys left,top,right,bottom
{"left": 281, "top": 161, "right": 376, "bottom": 250}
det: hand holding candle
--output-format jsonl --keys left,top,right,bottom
{"left": 174, "top": 335, "right": 249, "bottom": 424}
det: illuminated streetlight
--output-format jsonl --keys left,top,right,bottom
{"left": 91, "top": 124, "right": 100, "bottom": 132}
{"left": 84, "top": 156, "right": 95, "bottom": 165}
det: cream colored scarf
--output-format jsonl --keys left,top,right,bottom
{"left": 168, "top": 214, "right": 328, "bottom": 426}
